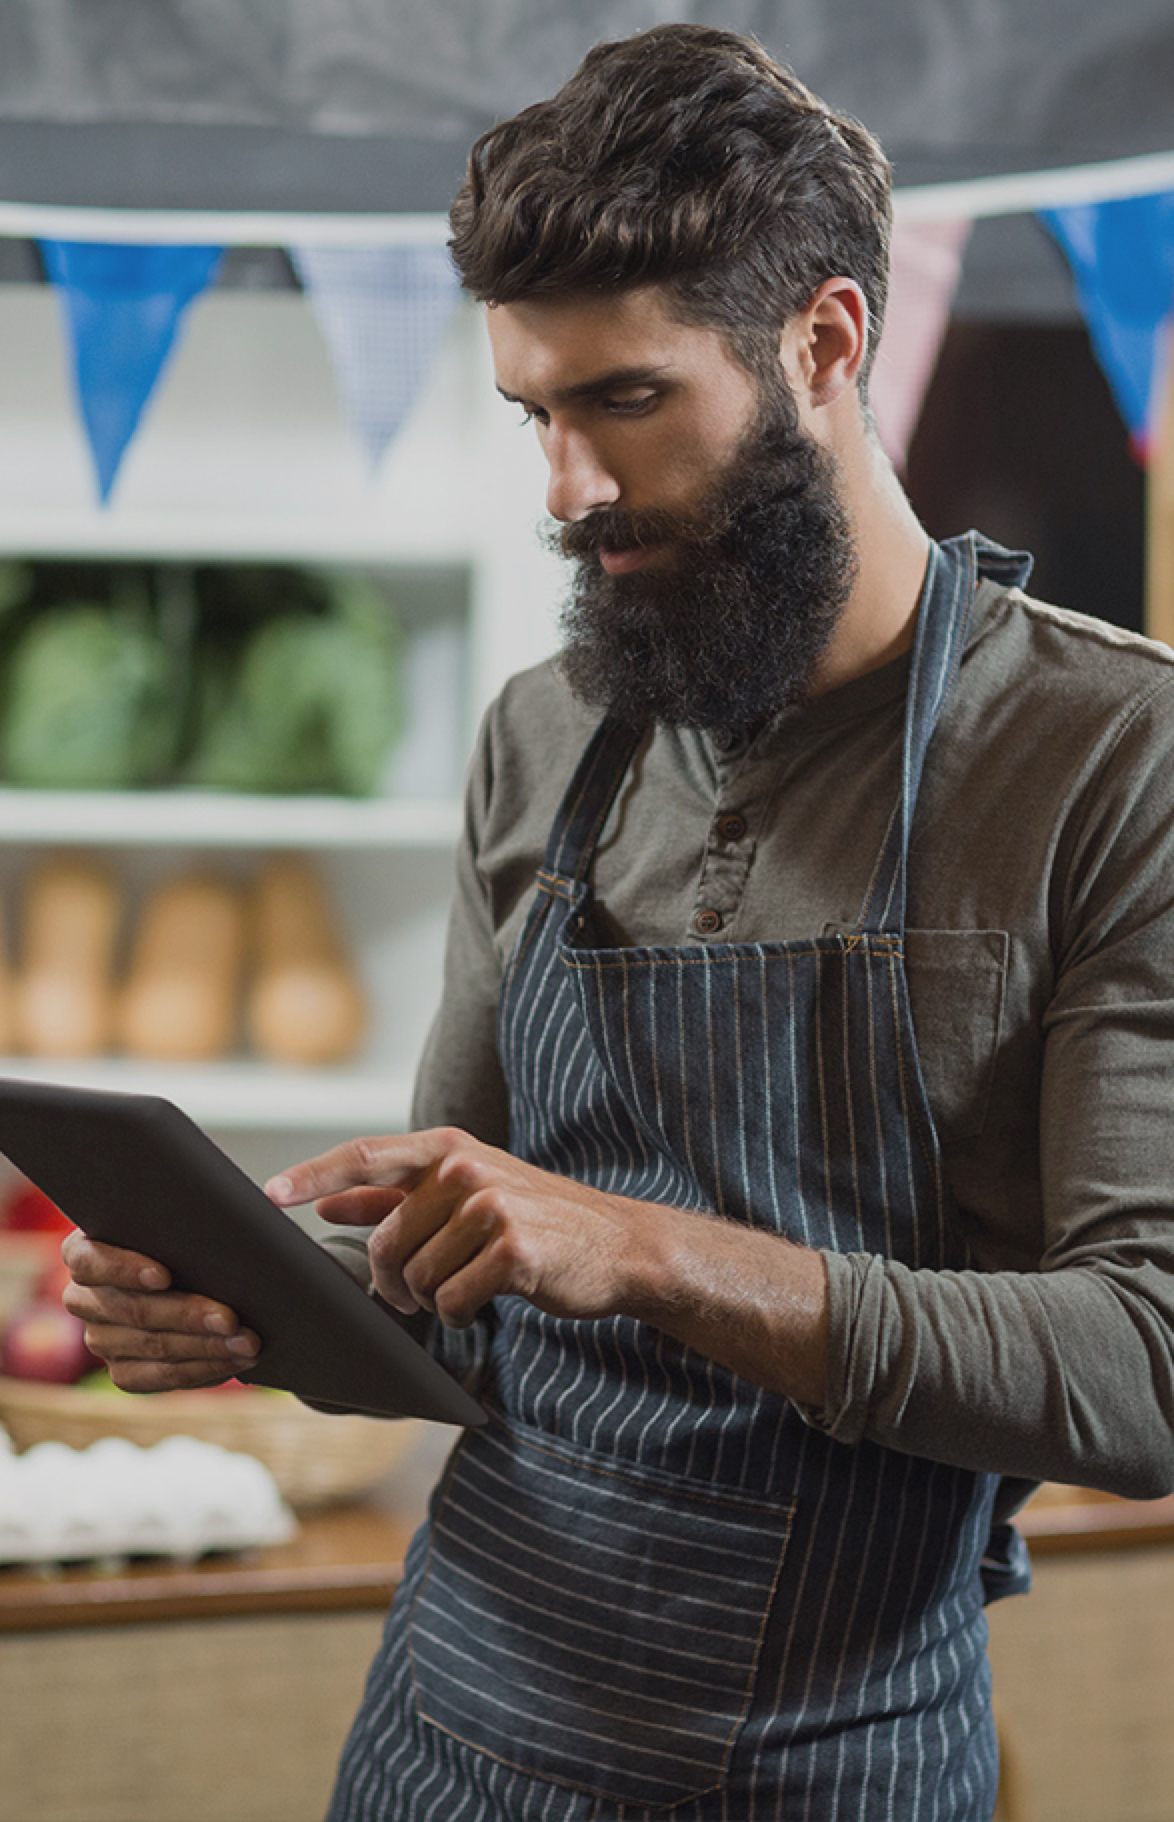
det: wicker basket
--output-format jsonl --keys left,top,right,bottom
{"left": 0, "top": 1375, "right": 420, "bottom": 1511}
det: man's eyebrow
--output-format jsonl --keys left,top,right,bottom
{"left": 497, "top": 364, "right": 674, "bottom": 408}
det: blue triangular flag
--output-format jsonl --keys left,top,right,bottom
{"left": 40, "top": 240, "right": 223, "bottom": 503}
{"left": 290, "top": 245, "right": 462, "bottom": 470}
{"left": 1041, "top": 191, "right": 1174, "bottom": 451}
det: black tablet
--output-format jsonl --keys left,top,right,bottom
{"left": 0, "top": 1077, "right": 485, "bottom": 1428}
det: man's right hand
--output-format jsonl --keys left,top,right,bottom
{"left": 61, "top": 1232, "right": 261, "bottom": 1392}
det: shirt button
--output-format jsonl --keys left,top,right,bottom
{"left": 694, "top": 908, "right": 724, "bottom": 937}
{"left": 716, "top": 812, "right": 747, "bottom": 843}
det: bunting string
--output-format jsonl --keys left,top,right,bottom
{"left": 10, "top": 174, "right": 1174, "bottom": 503}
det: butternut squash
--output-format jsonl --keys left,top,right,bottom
{"left": 245, "top": 857, "right": 366, "bottom": 1066}
{"left": 15, "top": 858, "right": 121, "bottom": 1057}
{"left": 117, "top": 873, "right": 246, "bottom": 1061}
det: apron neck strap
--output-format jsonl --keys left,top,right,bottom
{"left": 542, "top": 716, "right": 646, "bottom": 883}
{"left": 857, "top": 530, "right": 1032, "bottom": 933}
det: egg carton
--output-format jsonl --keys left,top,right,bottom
{"left": 0, "top": 1426, "right": 297, "bottom": 1565}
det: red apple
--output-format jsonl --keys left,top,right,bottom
{"left": 1, "top": 1299, "right": 98, "bottom": 1383}
{"left": 1, "top": 1182, "right": 72, "bottom": 1236}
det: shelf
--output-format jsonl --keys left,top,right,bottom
{"left": 0, "top": 789, "right": 461, "bottom": 850}
{"left": 0, "top": 507, "right": 474, "bottom": 566}
{"left": 0, "top": 1057, "right": 414, "bottom": 1132}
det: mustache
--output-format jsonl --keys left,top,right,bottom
{"left": 546, "top": 504, "right": 715, "bottom": 564}
{"left": 544, "top": 397, "right": 817, "bottom": 568}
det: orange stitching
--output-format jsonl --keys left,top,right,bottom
{"left": 500, "top": 881, "right": 564, "bottom": 1000}
{"left": 560, "top": 939, "right": 904, "bottom": 971}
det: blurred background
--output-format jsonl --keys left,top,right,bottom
{"left": 0, "top": 7, "right": 1170, "bottom": 1822}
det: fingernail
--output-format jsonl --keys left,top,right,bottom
{"left": 266, "top": 1175, "right": 293, "bottom": 1202}
{"left": 227, "top": 1332, "right": 260, "bottom": 1356}
{"left": 140, "top": 1266, "right": 168, "bottom": 1290}
{"left": 205, "top": 1312, "right": 232, "bottom": 1334}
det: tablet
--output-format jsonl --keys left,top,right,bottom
{"left": 0, "top": 1077, "right": 485, "bottom": 1428}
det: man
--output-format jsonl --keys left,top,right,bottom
{"left": 64, "top": 24, "right": 1174, "bottom": 1820}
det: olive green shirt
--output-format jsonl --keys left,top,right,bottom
{"left": 398, "top": 574, "right": 1174, "bottom": 1499}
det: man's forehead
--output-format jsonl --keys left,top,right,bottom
{"left": 486, "top": 287, "right": 739, "bottom": 401}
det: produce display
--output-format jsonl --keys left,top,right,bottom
{"left": 0, "top": 559, "right": 403, "bottom": 795}
{"left": 0, "top": 561, "right": 405, "bottom": 1545}
{"left": 0, "top": 851, "right": 368, "bottom": 1066}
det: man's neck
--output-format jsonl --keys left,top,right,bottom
{"left": 807, "top": 421, "right": 932, "bottom": 697}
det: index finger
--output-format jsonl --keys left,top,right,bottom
{"left": 265, "top": 1129, "right": 457, "bottom": 1207}
{"left": 62, "top": 1230, "right": 171, "bottom": 1293}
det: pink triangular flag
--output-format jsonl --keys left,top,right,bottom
{"left": 871, "top": 219, "right": 972, "bottom": 469}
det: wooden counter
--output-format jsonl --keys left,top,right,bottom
{"left": 0, "top": 1499, "right": 415, "bottom": 1633}
{"left": 989, "top": 1488, "right": 1174, "bottom": 1822}
{"left": 1016, "top": 1482, "right": 1174, "bottom": 1554}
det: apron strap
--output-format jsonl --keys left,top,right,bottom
{"left": 858, "top": 531, "right": 1032, "bottom": 934}
{"left": 542, "top": 716, "right": 647, "bottom": 883}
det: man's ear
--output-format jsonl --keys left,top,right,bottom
{"left": 779, "top": 277, "right": 869, "bottom": 410}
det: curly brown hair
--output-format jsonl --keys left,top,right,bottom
{"left": 448, "top": 23, "right": 892, "bottom": 389}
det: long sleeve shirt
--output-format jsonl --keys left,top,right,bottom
{"left": 384, "top": 573, "right": 1174, "bottom": 1499}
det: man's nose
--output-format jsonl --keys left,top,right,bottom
{"left": 544, "top": 426, "right": 621, "bottom": 523}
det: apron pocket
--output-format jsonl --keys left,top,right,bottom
{"left": 408, "top": 1414, "right": 794, "bottom": 1808}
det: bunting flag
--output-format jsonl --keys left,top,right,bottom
{"left": 39, "top": 240, "right": 223, "bottom": 503}
{"left": 290, "top": 245, "right": 462, "bottom": 471}
{"left": 869, "top": 218, "right": 972, "bottom": 469}
{"left": 1041, "top": 191, "right": 1174, "bottom": 456}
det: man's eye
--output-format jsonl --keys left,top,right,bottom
{"left": 605, "top": 393, "right": 656, "bottom": 415}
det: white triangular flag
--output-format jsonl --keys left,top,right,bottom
{"left": 291, "top": 244, "right": 462, "bottom": 470}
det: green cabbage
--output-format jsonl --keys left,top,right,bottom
{"left": 184, "top": 577, "right": 402, "bottom": 795}
{"left": 1, "top": 603, "right": 180, "bottom": 788}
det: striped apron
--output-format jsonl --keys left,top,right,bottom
{"left": 327, "top": 533, "right": 1033, "bottom": 1822}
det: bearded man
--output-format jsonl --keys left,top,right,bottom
{"left": 64, "top": 24, "right": 1174, "bottom": 1821}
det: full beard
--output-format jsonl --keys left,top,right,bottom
{"left": 552, "top": 389, "right": 858, "bottom": 736}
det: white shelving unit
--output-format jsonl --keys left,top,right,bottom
{"left": 0, "top": 790, "right": 461, "bottom": 1142}
{"left": 0, "top": 272, "right": 564, "bottom": 1181}
{"left": 0, "top": 1055, "right": 417, "bottom": 1134}
{"left": 0, "top": 789, "right": 462, "bottom": 850}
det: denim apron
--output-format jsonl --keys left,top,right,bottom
{"left": 328, "top": 534, "right": 1033, "bottom": 1822}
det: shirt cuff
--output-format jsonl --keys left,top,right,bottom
{"left": 318, "top": 1230, "right": 374, "bottom": 1292}
{"left": 793, "top": 1251, "right": 883, "bottom": 1444}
